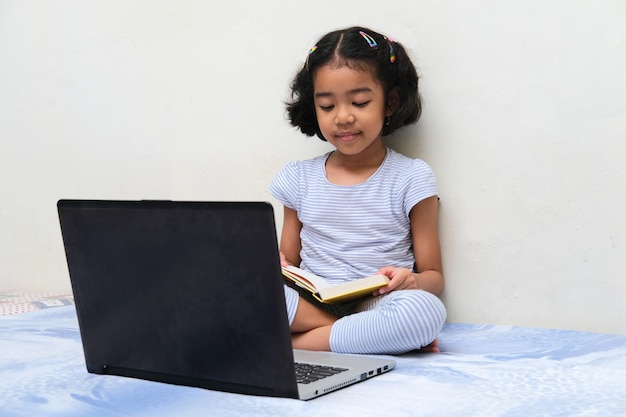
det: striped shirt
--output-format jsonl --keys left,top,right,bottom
{"left": 269, "top": 148, "right": 438, "bottom": 286}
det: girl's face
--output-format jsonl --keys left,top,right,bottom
{"left": 313, "top": 64, "right": 391, "bottom": 157}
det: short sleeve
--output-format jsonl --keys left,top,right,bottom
{"left": 269, "top": 160, "right": 302, "bottom": 211}
{"left": 402, "top": 159, "right": 438, "bottom": 216}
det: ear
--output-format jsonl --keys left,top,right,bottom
{"left": 385, "top": 88, "right": 400, "bottom": 117}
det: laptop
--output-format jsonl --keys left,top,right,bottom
{"left": 57, "top": 199, "right": 395, "bottom": 400}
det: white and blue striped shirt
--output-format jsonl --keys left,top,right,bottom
{"left": 270, "top": 148, "right": 438, "bottom": 286}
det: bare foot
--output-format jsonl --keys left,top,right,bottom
{"left": 417, "top": 338, "right": 440, "bottom": 353}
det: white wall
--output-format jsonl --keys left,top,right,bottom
{"left": 1, "top": 0, "right": 625, "bottom": 335}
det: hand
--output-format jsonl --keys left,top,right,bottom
{"left": 374, "top": 266, "right": 418, "bottom": 296}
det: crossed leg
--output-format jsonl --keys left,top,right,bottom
{"left": 286, "top": 287, "right": 445, "bottom": 354}
{"left": 290, "top": 297, "right": 337, "bottom": 351}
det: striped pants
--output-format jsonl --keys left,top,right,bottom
{"left": 283, "top": 285, "right": 447, "bottom": 355}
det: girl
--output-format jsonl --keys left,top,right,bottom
{"left": 270, "top": 26, "right": 446, "bottom": 355}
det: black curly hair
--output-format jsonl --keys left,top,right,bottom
{"left": 286, "top": 26, "right": 422, "bottom": 141}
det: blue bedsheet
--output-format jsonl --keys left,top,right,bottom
{"left": 1, "top": 305, "right": 625, "bottom": 417}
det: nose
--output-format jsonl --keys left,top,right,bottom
{"left": 334, "top": 105, "right": 355, "bottom": 125}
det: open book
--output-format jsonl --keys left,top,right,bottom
{"left": 281, "top": 265, "right": 390, "bottom": 304}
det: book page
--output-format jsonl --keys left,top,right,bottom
{"left": 317, "top": 274, "right": 389, "bottom": 302}
{"left": 282, "top": 266, "right": 331, "bottom": 291}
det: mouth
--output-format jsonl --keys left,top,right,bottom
{"left": 335, "top": 132, "right": 360, "bottom": 142}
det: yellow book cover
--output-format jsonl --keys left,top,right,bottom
{"left": 281, "top": 266, "right": 389, "bottom": 304}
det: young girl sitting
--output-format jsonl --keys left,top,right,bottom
{"left": 270, "top": 26, "right": 446, "bottom": 355}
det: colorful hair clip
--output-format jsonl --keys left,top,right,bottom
{"left": 305, "top": 45, "right": 317, "bottom": 70}
{"left": 358, "top": 31, "right": 377, "bottom": 48}
{"left": 384, "top": 36, "right": 396, "bottom": 63}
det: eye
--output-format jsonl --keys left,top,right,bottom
{"left": 353, "top": 100, "right": 371, "bottom": 108}
{"left": 318, "top": 104, "right": 334, "bottom": 112}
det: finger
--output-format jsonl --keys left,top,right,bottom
{"left": 377, "top": 266, "right": 396, "bottom": 277}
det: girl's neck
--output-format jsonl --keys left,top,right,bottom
{"left": 325, "top": 141, "right": 387, "bottom": 186}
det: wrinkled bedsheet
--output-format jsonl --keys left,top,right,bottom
{"left": 1, "top": 303, "right": 626, "bottom": 417}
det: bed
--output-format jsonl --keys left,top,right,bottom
{"left": 1, "top": 290, "right": 625, "bottom": 417}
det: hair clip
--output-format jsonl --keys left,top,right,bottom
{"left": 305, "top": 45, "right": 317, "bottom": 71}
{"left": 384, "top": 36, "right": 396, "bottom": 63}
{"left": 358, "top": 31, "right": 377, "bottom": 48}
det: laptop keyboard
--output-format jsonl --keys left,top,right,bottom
{"left": 294, "top": 362, "right": 348, "bottom": 384}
